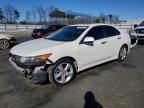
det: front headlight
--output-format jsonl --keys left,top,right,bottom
{"left": 19, "top": 53, "right": 52, "bottom": 65}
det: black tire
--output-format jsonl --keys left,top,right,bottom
{"left": 0, "top": 39, "right": 10, "bottom": 50}
{"left": 118, "top": 45, "right": 128, "bottom": 61}
{"left": 47, "top": 58, "right": 76, "bottom": 86}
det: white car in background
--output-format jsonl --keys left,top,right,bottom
{"left": 0, "top": 34, "right": 16, "bottom": 50}
{"left": 9, "top": 24, "right": 131, "bottom": 86}
{"left": 130, "top": 26, "right": 144, "bottom": 40}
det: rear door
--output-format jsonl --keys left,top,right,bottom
{"left": 103, "top": 25, "right": 121, "bottom": 57}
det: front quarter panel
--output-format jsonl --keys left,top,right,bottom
{"left": 28, "top": 41, "right": 80, "bottom": 68}
{"left": 48, "top": 42, "right": 79, "bottom": 65}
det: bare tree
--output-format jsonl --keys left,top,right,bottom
{"left": 94, "top": 17, "right": 101, "bottom": 23}
{"left": 100, "top": 13, "right": 106, "bottom": 23}
{"left": 3, "top": 5, "right": 15, "bottom": 23}
{"left": 35, "top": 6, "right": 47, "bottom": 23}
{"left": 42, "top": 9, "right": 47, "bottom": 22}
{"left": 114, "top": 15, "right": 119, "bottom": 24}
{"left": 0, "top": 8, "right": 5, "bottom": 23}
{"left": 14, "top": 9, "right": 20, "bottom": 23}
{"left": 25, "top": 10, "right": 31, "bottom": 23}
{"left": 31, "top": 7, "right": 37, "bottom": 23}
{"left": 108, "top": 14, "right": 113, "bottom": 24}
{"left": 99, "top": 13, "right": 120, "bottom": 24}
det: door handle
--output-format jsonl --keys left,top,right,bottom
{"left": 118, "top": 37, "right": 121, "bottom": 40}
{"left": 101, "top": 41, "right": 107, "bottom": 44}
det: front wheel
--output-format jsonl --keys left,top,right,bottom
{"left": 118, "top": 46, "right": 128, "bottom": 61}
{"left": 0, "top": 39, "right": 10, "bottom": 50}
{"left": 48, "top": 59, "right": 76, "bottom": 86}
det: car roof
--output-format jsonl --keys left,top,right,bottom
{"left": 70, "top": 23, "right": 116, "bottom": 27}
{"left": 49, "top": 24, "right": 66, "bottom": 26}
{"left": 42, "top": 24, "right": 66, "bottom": 27}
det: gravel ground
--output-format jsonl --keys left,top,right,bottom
{"left": 0, "top": 32, "right": 144, "bottom": 108}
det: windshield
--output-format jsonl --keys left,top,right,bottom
{"left": 45, "top": 26, "right": 88, "bottom": 41}
{"left": 136, "top": 29, "right": 144, "bottom": 34}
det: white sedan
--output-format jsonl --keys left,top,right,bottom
{"left": 0, "top": 33, "right": 16, "bottom": 50}
{"left": 9, "top": 24, "right": 131, "bottom": 86}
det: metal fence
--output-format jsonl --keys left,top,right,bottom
{"left": 0, "top": 24, "right": 43, "bottom": 32}
{"left": 0, "top": 24, "right": 134, "bottom": 32}
{"left": 114, "top": 24, "right": 134, "bottom": 30}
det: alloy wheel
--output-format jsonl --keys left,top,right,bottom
{"left": 54, "top": 63, "right": 74, "bottom": 84}
{"left": 119, "top": 47, "right": 127, "bottom": 60}
{"left": 0, "top": 39, "right": 10, "bottom": 50}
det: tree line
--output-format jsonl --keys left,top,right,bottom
{"left": 0, "top": 5, "right": 120, "bottom": 25}
{"left": 0, "top": 5, "right": 20, "bottom": 24}
{"left": 23, "top": 6, "right": 58, "bottom": 24}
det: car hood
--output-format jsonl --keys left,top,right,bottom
{"left": 10, "top": 38, "right": 65, "bottom": 56}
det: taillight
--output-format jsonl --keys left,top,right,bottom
{"left": 37, "top": 32, "right": 41, "bottom": 36}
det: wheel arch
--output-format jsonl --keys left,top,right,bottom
{"left": 0, "top": 38, "right": 9, "bottom": 41}
{"left": 54, "top": 56, "right": 78, "bottom": 72}
{"left": 118, "top": 43, "right": 129, "bottom": 60}
{"left": 122, "top": 44, "right": 128, "bottom": 50}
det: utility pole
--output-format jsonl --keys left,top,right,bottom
{"left": 65, "top": 11, "right": 68, "bottom": 25}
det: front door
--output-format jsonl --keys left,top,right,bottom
{"left": 78, "top": 26, "right": 108, "bottom": 69}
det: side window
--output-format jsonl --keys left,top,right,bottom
{"left": 104, "top": 26, "right": 120, "bottom": 37}
{"left": 86, "top": 26, "right": 104, "bottom": 40}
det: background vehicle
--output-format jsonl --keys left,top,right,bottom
{"left": 32, "top": 24, "right": 66, "bottom": 38}
{"left": 0, "top": 34, "right": 16, "bottom": 50}
{"left": 9, "top": 24, "right": 131, "bottom": 86}
{"left": 130, "top": 26, "right": 144, "bottom": 40}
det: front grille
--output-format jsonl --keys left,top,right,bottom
{"left": 9, "top": 53, "right": 16, "bottom": 62}
{"left": 137, "top": 36, "right": 144, "bottom": 39}
{"left": 10, "top": 54, "right": 19, "bottom": 63}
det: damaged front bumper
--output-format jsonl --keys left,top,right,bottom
{"left": 130, "top": 33, "right": 144, "bottom": 40}
{"left": 9, "top": 57, "right": 49, "bottom": 84}
{"left": 10, "top": 37, "right": 16, "bottom": 44}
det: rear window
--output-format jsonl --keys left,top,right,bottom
{"left": 104, "top": 26, "right": 120, "bottom": 37}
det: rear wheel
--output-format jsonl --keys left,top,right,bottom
{"left": 118, "top": 46, "right": 128, "bottom": 61}
{"left": 0, "top": 39, "right": 10, "bottom": 50}
{"left": 48, "top": 58, "right": 76, "bottom": 86}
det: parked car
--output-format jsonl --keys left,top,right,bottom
{"left": 0, "top": 34, "right": 16, "bottom": 50}
{"left": 130, "top": 26, "right": 144, "bottom": 40}
{"left": 9, "top": 24, "right": 131, "bottom": 86}
{"left": 32, "top": 25, "right": 66, "bottom": 38}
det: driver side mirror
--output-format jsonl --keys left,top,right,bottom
{"left": 84, "top": 37, "right": 95, "bottom": 43}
